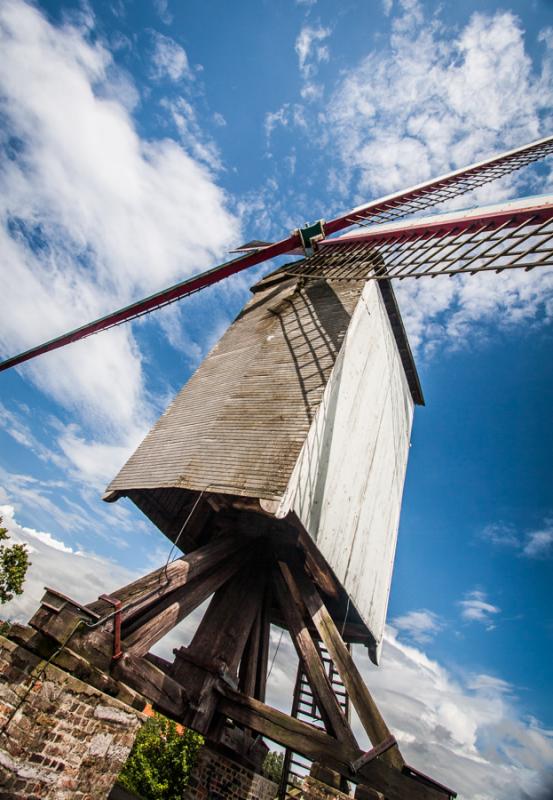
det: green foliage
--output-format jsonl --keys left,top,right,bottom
{"left": 262, "top": 750, "right": 284, "bottom": 785}
{"left": 117, "top": 713, "right": 203, "bottom": 800}
{"left": 0, "top": 517, "right": 30, "bottom": 605}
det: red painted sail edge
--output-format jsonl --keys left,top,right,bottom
{"left": 0, "top": 233, "right": 299, "bottom": 373}
{"left": 319, "top": 199, "right": 553, "bottom": 246}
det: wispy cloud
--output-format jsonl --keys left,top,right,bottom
{"left": 481, "top": 521, "right": 521, "bottom": 548}
{"left": 523, "top": 525, "right": 553, "bottom": 559}
{"left": 324, "top": 1, "right": 553, "bottom": 355}
{"left": 459, "top": 589, "right": 501, "bottom": 629}
{"left": 150, "top": 31, "right": 190, "bottom": 82}
{"left": 480, "top": 517, "right": 553, "bottom": 559}
{"left": 295, "top": 24, "right": 330, "bottom": 79}
{"left": 295, "top": 23, "right": 330, "bottom": 103}
{"left": 391, "top": 608, "right": 444, "bottom": 643}
{"left": 153, "top": 0, "right": 172, "bottom": 26}
{"left": 0, "top": 0, "right": 241, "bottom": 486}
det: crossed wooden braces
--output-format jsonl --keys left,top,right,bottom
{"left": 14, "top": 532, "right": 456, "bottom": 800}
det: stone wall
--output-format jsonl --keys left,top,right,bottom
{"left": 0, "top": 635, "right": 145, "bottom": 800}
{"left": 184, "top": 743, "right": 278, "bottom": 800}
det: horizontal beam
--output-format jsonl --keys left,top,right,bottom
{"left": 87, "top": 533, "right": 246, "bottom": 620}
{"left": 217, "top": 685, "right": 454, "bottom": 800}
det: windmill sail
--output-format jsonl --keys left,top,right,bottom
{"left": 1, "top": 135, "right": 552, "bottom": 373}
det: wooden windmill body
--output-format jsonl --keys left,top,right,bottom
{"left": 5, "top": 136, "right": 553, "bottom": 800}
{"left": 105, "top": 254, "right": 422, "bottom": 666}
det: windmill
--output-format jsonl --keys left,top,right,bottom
{"left": 2, "top": 135, "right": 553, "bottom": 800}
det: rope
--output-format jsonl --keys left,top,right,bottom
{"left": 267, "top": 630, "right": 285, "bottom": 681}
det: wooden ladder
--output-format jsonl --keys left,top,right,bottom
{"left": 279, "top": 642, "right": 351, "bottom": 798}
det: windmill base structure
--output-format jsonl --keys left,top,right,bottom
{"left": 2, "top": 135, "right": 553, "bottom": 799}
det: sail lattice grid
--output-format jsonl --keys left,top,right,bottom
{"left": 346, "top": 137, "right": 553, "bottom": 227}
{"left": 285, "top": 201, "right": 553, "bottom": 282}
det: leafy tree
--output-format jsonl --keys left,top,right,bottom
{"left": 262, "top": 750, "right": 284, "bottom": 785}
{"left": 0, "top": 516, "right": 30, "bottom": 604}
{"left": 117, "top": 713, "right": 203, "bottom": 800}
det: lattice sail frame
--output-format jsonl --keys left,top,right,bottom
{"left": 287, "top": 196, "right": 553, "bottom": 282}
{"left": 343, "top": 136, "right": 553, "bottom": 228}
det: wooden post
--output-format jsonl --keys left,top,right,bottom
{"left": 273, "top": 563, "right": 358, "bottom": 751}
{"left": 170, "top": 557, "right": 268, "bottom": 733}
{"left": 282, "top": 559, "right": 404, "bottom": 770}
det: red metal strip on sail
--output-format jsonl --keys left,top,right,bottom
{"left": 1, "top": 135, "right": 552, "bottom": 373}
{"left": 319, "top": 200, "right": 553, "bottom": 247}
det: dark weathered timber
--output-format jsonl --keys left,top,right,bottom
{"left": 217, "top": 686, "right": 452, "bottom": 800}
{"left": 238, "top": 606, "right": 263, "bottom": 698}
{"left": 113, "top": 652, "right": 187, "bottom": 719}
{"left": 255, "top": 584, "right": 271, "bottom": 703}
{"left": 87, "top": 533, "right": 245, "bottom": 619}
{"left": 122, "top": 548, "right": 251, "bottom": 656}
{"left": 273, "top": 563, "right": 358, "bottom": 750}
{"left": 171, "top": 559, "right": 267, "bottom": 733}
{"left": 285, "top": 560, "right": 404, "bottom": 770}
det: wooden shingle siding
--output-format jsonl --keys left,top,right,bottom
{"left": 107, "top": 271, "right": 365, "bottom": 501}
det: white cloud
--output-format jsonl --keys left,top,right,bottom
{"left": 150, "top": 31, "right": 190, "bottom": 82}
{"left": 0, "top": 503, "right": 141, "bottom": 623}
{"left": 265, "top": 624, "right": 553, "bottom": 799}
{"left": 480, "top": 517, "right": 553, "bottom": 560}
{"left": 161, "top": 96, "right": 222, "bottom": 170}
{"left": 153, "top": 0, "right": 172, "bottom": 26}
{"left": 481, "top": 521, "right": 520, "bottom": 548}
{"left": 391, "top": 608, "right": 444, "bottom": 643}
{"left": 295, "top": 24, "right": 330, "bottom": 85}
{"left": 0, "top": 0, "right": 241, "bottom": 484}
{"left": 212, "top": 111, "right": 226, "bottom": 127}
{"left": 325, "top": 3, "right": 553, "bottom": 355}
{"left": 459, "top": 589, "right": 500, "bottom": 629}
{"left": 523, "top": 524, "right": 553, "bottom": 559}
{"left": 265, "top": 103, "right": 307, "bottom": 141}
{"left": 328, "top": 5, "right": 550, "bottom": 199}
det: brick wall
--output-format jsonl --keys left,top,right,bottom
{"left": 0, "top": 635, "right": 145, "bottom": 800}
{"left": 184, "top": 743, "right": 278, "bottom": 800}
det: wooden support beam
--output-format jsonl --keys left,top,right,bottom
{"left": 239, "top": 606, "right": 263, "bottom": 698}
{"left": 217, "top": 686, "right": 453, "bottom": 800}
{"left": 122, "top": 547, "right": 250, "bottom": 656}
{"left": 273, "top": 562, "right": 358, "bottom": 751}
{"left": 113, "top": 652, "right": 187, "bottom": 719}
{"left": 170, "top": 557, "right": 267, "bottom": 733}
{"left": 87, "top": 533, "right": 245, "bottom": 620}
{"left": 256, "top": 584, "right": 271, "bottom": 703}
{"left": 282, "top": 560, "right": 404, "bottom": 770}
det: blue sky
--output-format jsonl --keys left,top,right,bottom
{"left": 0, "top": 1, "right": 552, "bottom": 797}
